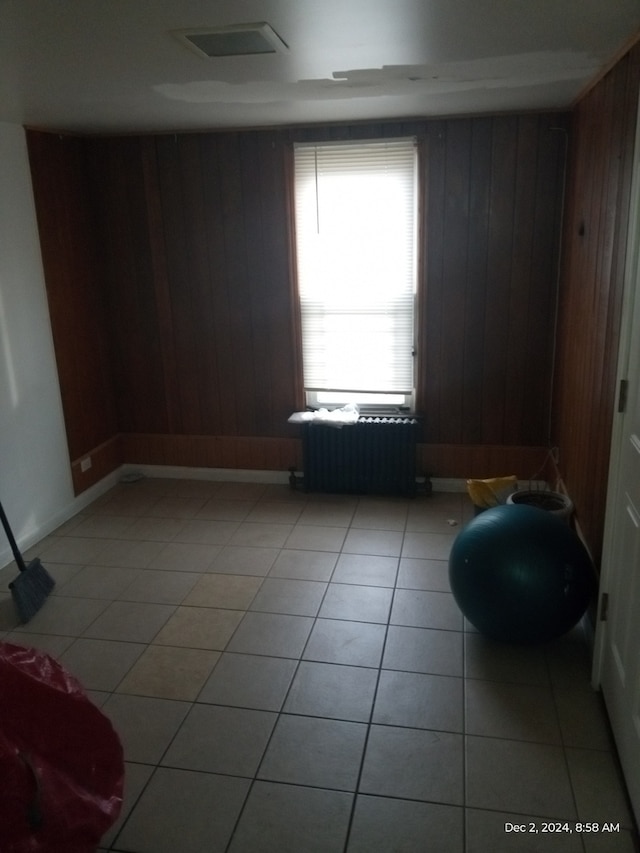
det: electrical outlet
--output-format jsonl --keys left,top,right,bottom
{"left": 80, "top": 456, "right": 92, "bottom": 472}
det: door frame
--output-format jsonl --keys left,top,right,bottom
{"left": 592, "top": 92, "right": 640, "bottom": 687}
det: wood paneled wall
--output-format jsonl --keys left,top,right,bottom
{"left": 287, "top": 116, "right": 567, "bottom": 450}
{"left": 26, "top": 133, "right": 118, "bottom": 470}
{"left": 27, "top": 112, "right": 568, "bottom": 492}
{"left": 552, "top": 43, "right": 640, "bottom": 566}
{"left": 86, "top": 131, "right": 300, "bottom": 439}
{"left": 419, "top": 115, "right": 567, "bottom": 446}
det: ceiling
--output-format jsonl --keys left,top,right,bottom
{"left": 2, "top": 0, "right": 640, "bottom": 134}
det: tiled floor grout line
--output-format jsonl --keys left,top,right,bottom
{"left": 101, "top": 483, "right": 267, "bottom": 852}
{"left": 212, "top": 493, "right": 412, "bottom": 851}
{"left": 545, "top": 642, "right": 587, "bottom": 850}
{"left": 340, "top": 531, "right": 402, "bottom": 852}
{"left": 6, "top": 484, "right": 637, "bottom": 851}
{"left": 461, "top": 586, "right": 468, "bottom": 853}
{"left": 221, "top": 546, "right": 334, "bottom": 852}
{"left": 350, "top": 496, "right": 409, "bottom": 849}
{"left": 221, "top": 493, "right": 362, "bottom": 853}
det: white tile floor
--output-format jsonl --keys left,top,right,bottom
{"left": 0, "top": 478, "right": 637, "bottom": 852}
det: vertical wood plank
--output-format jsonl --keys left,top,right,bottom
{"left": 26, "top": 132, "right": 119, "bottom": 462}
{"left": 552, "top": 42, "right": 640, "bottom": 565}
{"left": 482, "top": 116, "right": 517, "bottom": 443}
{"left": 439, "top": 119, "right": 471, "bottom": 442}
{"left": 218, "top": 132, "right": 258, "bottom": 435}
{"left": 199, "top": 133, "right": 239, "bottom": 436}
{"left": 462, "top": 118, "right": 492, "bottom": 444}
{"left": 422, "top": 120, "right": 446, "bottom": 441}
{"left": 503, "top": 115, "right": 538, "bottom": 445}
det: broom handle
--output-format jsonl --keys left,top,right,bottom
{"left": 0, "top": 500, "right": 27, "bottom": 572}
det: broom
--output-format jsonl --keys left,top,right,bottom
{"left": 1, "top": 499, "right": 55, "bottom": 623}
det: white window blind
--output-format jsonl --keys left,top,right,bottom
{"left": 293, "top": 138, "right": 418, "bottom": 406}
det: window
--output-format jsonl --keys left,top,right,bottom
{"left": 293, "top": 138, "right": 419, "bottom": 411}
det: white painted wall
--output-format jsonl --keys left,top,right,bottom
{"left": 0, "top": 122, "right": 91, "bottom": 570}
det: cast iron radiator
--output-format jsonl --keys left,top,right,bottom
{"left": 301, "top": 416, "right": 420, "bottom": 496}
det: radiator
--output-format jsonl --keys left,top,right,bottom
{"left": 301, "top": 416, "right": 420, "bottom": 496}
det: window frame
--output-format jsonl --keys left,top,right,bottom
{"left": 291, "top": 136, "right": 421, "bottom": 415}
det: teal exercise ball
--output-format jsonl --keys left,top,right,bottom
{"left": 448, "top": 505, "right": 595, "bottom": 644}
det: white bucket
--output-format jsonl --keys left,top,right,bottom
{"left": 506, "top": 489, "right": 574, "bottom": 523}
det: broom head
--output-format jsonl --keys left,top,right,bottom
{"left": 9, "top": 558, "right": 55, "bottom": 624}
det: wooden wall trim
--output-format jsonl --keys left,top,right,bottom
{"left": 120, "top": 433, "right": 302, "bottom": 473}
{"left": 65, "top": 428, "right": 550, "bottom": 497}
{"left": 418, "top": 444, "right": 549, "bottom": 481}
{"left": 119, "top": 432, "right": 547, "bottom": 483}
{"left": 71, "top": 435, "right": 122, "bottom": 495}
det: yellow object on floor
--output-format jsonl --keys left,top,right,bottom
{"left": 467, "top": 475, "right": 517, "bottom": 509}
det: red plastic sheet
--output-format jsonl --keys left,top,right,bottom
{"left": 0, "top": 642, "right": 124, "bottom": 852}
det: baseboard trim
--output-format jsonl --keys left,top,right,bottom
{"left": 119, "top": 463, "right": 291, "bottom": 485}
{"left": 119, "top": 469, "right": 471, "bottom": 493}
{"left": 0, "top": 468, "right": 123, "bottom": 572}
{"left": 121, "top": 467, "right": 546, "bottom": 494}
{"left": 430, "top": 478, "right": 466, "bottom": 493}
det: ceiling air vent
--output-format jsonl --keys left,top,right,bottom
{"left": 174, "top": 22, "right": 288, "bottom": 58}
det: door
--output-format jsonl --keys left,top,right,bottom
{"left": 592, "top": 99, "right": 640, "bottom": 825}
